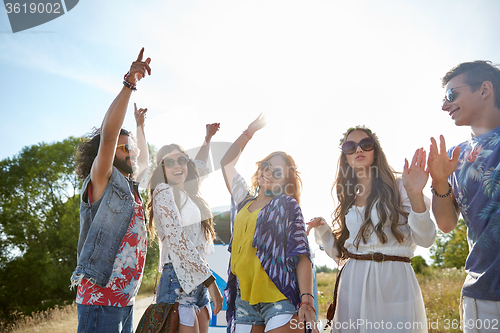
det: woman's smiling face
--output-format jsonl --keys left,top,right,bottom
{"left": 161, "top": 148, "right": 189, "bottom": 186}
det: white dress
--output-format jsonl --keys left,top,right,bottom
{"left": 314, "top": 180, "right": 436, "bottom": 333}
{"left": 152, "top": 161, "right": 214, "bottom": 294}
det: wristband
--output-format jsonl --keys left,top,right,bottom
{"left": 300, "top": 292, "right": 315, "bottom": 299}
{"left": 242, "top": 130, "right": 253, "bottom": 139}
{"left": 431, "top": 183, "right": 452, "bottom": 198}
{"left": 299, "top": 302, "right": 316, "bottom": 312}
{"left": 123, "top": 81, "right": 137, "bottom": 91}
{"left": 123, "top": 72, "right": 137, "bottom": 91}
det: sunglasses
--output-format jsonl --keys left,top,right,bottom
{"left": 116, "top": 144, "right": 139, "bottom": 155}
{"left": 341, "top": 137, "right": 375, "bottom": 155}
{"left": 259, "top": 161, "right": 284, "bottom": 179}
{"left": 443, "top": 83, "right": 482, "bottom": 104}
{"left": 162, "top": 156, "right": 188, "bottom": 169}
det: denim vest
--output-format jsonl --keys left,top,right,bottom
{"left": 70, "top": 166, "right": 141, "bottom": 289}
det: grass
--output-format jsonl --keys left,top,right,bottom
{"left": 7, "top": 303, "right": 78, "bottom": 333}
{"left": 4, "top": 267, "right": 466, "bottom": 333}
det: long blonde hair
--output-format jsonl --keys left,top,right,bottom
{"left": 332, "top": 127, "right": 408, "bottom": 259}
{"left": 250, "top": 151, "right": 302, "bottom": 205}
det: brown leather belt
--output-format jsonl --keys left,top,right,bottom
{"left": 346, "top": 251, "right": 411, "bottom": 263}
{"left": 324, "top": 251, "right": 411, "bottom": 329}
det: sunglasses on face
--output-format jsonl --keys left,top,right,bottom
{"left": 259, "top": 161, "right": 285, "bottom": 180}
{"left": 341, "top": 137, "right": 375, "bottom": 155}
{"left": 162, "top": 156, "right": 188, "bottom": 169}
{"left": 116, "top": 144, "right": 139, "bottom": 155}
{"left": 443, "top": 83, "right": 482, "bottom": 104}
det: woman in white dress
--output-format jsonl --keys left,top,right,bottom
{"left": 307, "top": 126, "right": 436, "bottom": 333}
{"left": 146, "top": 123, "right": 223, "bottom": 333}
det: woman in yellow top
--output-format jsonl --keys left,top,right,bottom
{"left": 221, "top": 114, "right": 318, "bottom": 333}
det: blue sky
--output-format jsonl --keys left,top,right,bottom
{"left": 1, "top": 0, "right": 500, "bottom": 267}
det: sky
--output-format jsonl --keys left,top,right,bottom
{"left": 1, "top": 0, "right": 500, "bottom": 268}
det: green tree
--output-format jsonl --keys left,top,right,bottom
{"left": 0, "top": 138, "right": 81, "bottom": 326}
{"left": 430, "top": 219, "right": 468, "bottom": 268}
{"left": 410, "top": 255, "right": 428, "bottom": 274}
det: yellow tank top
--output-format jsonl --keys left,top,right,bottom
{"left": 230, "top": 201, "right": 286, "bottom": 304}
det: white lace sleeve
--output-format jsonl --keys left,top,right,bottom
{"left": 153, "top": 183, "right": 212, "bottom": 293}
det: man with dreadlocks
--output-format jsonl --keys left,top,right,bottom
{"left": 70, "top": 48, "right": 152, "bottom": 333}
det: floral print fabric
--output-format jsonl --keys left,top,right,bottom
{"left": 450, "top": 124, "right": 500, "bottom": 300}
{"left": 77, "top": 190, "right": 147, "bottom": 307}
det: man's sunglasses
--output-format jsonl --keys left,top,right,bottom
{"left": 162, "top": 156, "right": 188, "bottom": 169}
{"left": 116, "top": 144, "right": 139, "bottom": 155}
{"left": 259, "top": 161, "right": 284, "bottom": 179}
{"left": 341, "top": 137, "right": 375, "bottom": 155}
{"left": 443, "top": 83, "right": 482, "bottom": 104}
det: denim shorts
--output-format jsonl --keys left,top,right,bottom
{"left": 234, "top": 285, "right": 297, "bottom": 326}
{"left": 156, "top": 263, "right": 210, "bottom": 310}
{"left": 77, "top": 303, "right": 133, "bottom": 333}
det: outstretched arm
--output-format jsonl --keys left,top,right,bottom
{"left": 134, "top": 103, "right": 149, "bottom": 182}
{"left": 220, "top": 113, "right": 266, "bottom": 193}
{"left": 428, "top": 136, "right": 461, "bottom": 233}
{"left": 90, "top": 48, "right": 151, "bottom": 201}
{"left": 195, "top": 123, "right": 220, "bottom": 164}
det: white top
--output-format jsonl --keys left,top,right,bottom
{"left": 152, "top": 161, "right": 214, "bottom": 294}
{"left": 314, "top": 180, "right": 436, "bottom": 332}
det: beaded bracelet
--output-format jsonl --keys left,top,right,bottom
{"left": 300, "top": 293, "right": 315, "bottom": 299}
{"left": 299, "top": 302, "right": 316, "bottom": 312}
{"left": 123, "top": 80, "right": 137, "bottom": 91}
{"left": 431, "top": 183, "right": 452, "bottom": 198}
{"left": 123, "top": 71, "right": 137, "bottom": 91}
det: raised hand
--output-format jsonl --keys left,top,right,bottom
{"left": 205, "top": 123, "right": 220, "bottom": 140}
{"left": 247, "top": 113, "right": 267, "bottom": 136}
{"left": 403, "top": 148, "right": 429, "bottom": 196}
{"left": 134, "top": 103, "right": 147, "bottom": 127}
{"left": 306, "top": 217, "right": 326, "bottom": 236}
{"left": 127, "top": 48, "right": 152, "bottom": 84}
{"left": 428, "top": 135, "right": 460, "bottom": 184}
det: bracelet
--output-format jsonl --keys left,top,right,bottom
{"left": 300, "top": 293, "right": 314, "bottom": 299}
{"left": 299, "top": 302, "right": 316, "bottom": 312}
{"left": 242, "top": 130, "right": 253, "bottom": 139}
{"left": 431, "top": 183, "right": 452, "bottom": 198}
{"left": 123, "top": 80, "right": 137, "bottom": 91}
{"left": 123, "top": 72, "right": 137, "bottom": 91}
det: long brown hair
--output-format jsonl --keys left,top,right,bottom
{"left": 250, "top": 151, "right": 302, "bottom": 205}
{"left": 146, "top": 144, "right": 215, "bottom": 241}
{"left": 332, "top": 127, "right": 408, "bottom": 259}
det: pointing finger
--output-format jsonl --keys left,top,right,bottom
{"left": 137, "top": 47, "right": 144, "bottom": 62}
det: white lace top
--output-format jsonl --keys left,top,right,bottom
{"left": 152, "top": 162, "right": 214, "bottom": 294}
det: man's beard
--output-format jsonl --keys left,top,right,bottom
{"left": 114, "top": 156, "right": 136, "bottom": 175}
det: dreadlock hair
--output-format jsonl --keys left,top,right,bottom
{"left": 75, "top": 127, "right": 132, "bottom": 180}
{"left": 332, "top": 126, "right": 408, "bottom": 260}
{"left": 146, "top": 144, "right": 215, "bottom": 242}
